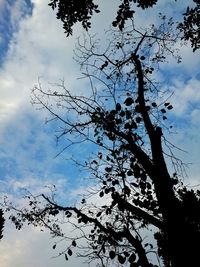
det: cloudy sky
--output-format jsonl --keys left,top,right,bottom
{"left": 0, "top": 0, "right": 199, "bottom": 266}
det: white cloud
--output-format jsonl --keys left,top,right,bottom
{"left": 0, "top": 0, "right": 80, "bottom": 126}
{"left": 170, "top": 78, "right": 200, "bottom": 116}
{"left": 8, "top": 0, "right": 30, "bottom": 30}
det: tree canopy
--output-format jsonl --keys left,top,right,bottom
{"left": 49, "top": 0, "right": 200, "bottom": 51}
{"left": 4, "top": 1, "right": 200, "bottom": 267}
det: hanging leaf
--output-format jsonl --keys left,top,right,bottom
{"left": 65, "top": 254, "right": 68, "bottom": 261}
{"left": 124, "top": 251, "right": 130, "bottom": 257}
{"left": 127, "top": 170, "right": 133, "bottom": 176}
{"left": 118, "top": 255, "right": 126, "bottom": 264}
{"left": 136, "top": 116, "right": 142, "bottom": 123}
{"left": 72, "top": 240, "right": 77, "bottom": 247}
{"left": 151, "top": 102, "right": 157, "bottom": 107}
{"left": 68, "top": 248, "right": 73, "bottom": 256}
{"left": 167, "top": 105, "right": 173, "bottom": 110}
{"left": 160, "top": 108, "right": 166, "bottom": 113}
{"left": 105, "top": 167, "right": 112, "bottom": 172}
{"left": 99, "top": 191, "right": 104, "bottom": 198}
{"left": 119, "top": 110, "right": 125, "bottom": 117}
{"left": 109, "top": 250, "right": 116, "bottom": 259}
{"left": 129, "top": 252, "right": 136, "bottom": 263}
{"left": 124, "top": 97, "right": 134, "bottom": 106}
{"left": 96, "top": 211, "right": 102, "bottom": 217}
{"left": 81, "top": 198, "right": 86, "bottom": 204}
{"left": 116, "top": 103, "right": 121, "bottom": 111}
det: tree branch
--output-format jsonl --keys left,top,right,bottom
{"left": 112, "top": 192, "right": 163, "bottom": 229}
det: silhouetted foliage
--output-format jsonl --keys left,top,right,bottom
{"left": 48, "top": 0, "right": 158, "bottom": 35}
{"left": 48, "top": 0, "right": 100, "bottom": 36}
{"left": 49, "top": 0, "right": 200, "bottom": 51}
{"left": 5, "top": 2, "right": 200, "bottom": 267}
{"left": 178, "top": 0, "right": 200, "bottom": 51}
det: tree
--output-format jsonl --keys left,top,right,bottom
{"left": 48, "top": 0, "right": 200, "bottom": 51}
{"left": 5, "top": 2, "right": 200, "bottom": 267}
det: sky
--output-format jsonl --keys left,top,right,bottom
{"left": 0, "top": 0, "right": 199, "bottom": 267}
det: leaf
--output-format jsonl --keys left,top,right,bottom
{"left": 105, "top": 188, "right": 110, "bottom": 194}
{"left": 167, "top": 105, "right": 173, "bottom": 110}
{"left": 127, "top": 170, "right": 133, "bottom": 176}
{"left": 105, "top": 167, "right": 112, "bottom": 172}
{"left": 129, "top": 252, "right": 136, "bottom": 263}
{"left": 160, "top": 108, "right": 166, "bottom": 113}
{"left": 124, "top": 97, "right": 134, "bottom": 106}
{"left": 136, "top": 116, "right": 142, "bottom": 123}
{"left": 124, "top": 122, "right": 131, "bottom": 129}
{"left": 68, "top": 249, "right": 72, "bottom": 256}
{"left": 109, "top": 250, "right": 116, "bottom": 259}
{"left": 99, "top": 191, "right": 104, "bottom": 198}
{"left": 81, "top": 198, "right": 86, "bottom": 204}
{"left": 151, "top": 102, "right": 157, "bottom": 107}
{"left": 65, "top": 254, "right": 68, "bottom": 261}
{"left": 119, "top": 110, "right": 125, "bottom": 117}
{"left": 96, "top": 211, "right": 102, "bottom": 217}
{"left": 116, "top": 103, "right": 121, "bottom": 111}
{"left": 72, "top": 240, "right": 77, "bottom": 247}
{"left": 118, "top": 255, "right": 126, "bottom": 264}
{"left": 124, "top": 251, "right": 130, "bottom": 257}
{"left": 52, "top": 244, "right": 56, "bottom": 249}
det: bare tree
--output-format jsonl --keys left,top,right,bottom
{"left": 6, "top": 16, "right": 200, "bottom": 267}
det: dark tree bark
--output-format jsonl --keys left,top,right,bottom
{"left": 0, "top": 209, "right": 5, "bottom": 240}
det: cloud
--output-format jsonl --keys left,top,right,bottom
{"left": 0, "top": 220, "right": 89, "bottom": 267}
{"left": 0, "top": 0, "right": 80, "bottom": 123}
{"left": 170, "top": 78, "right": 200, "bottom": 117}
{"left": 0, "top": 0, "right": 33, "bottom": 65}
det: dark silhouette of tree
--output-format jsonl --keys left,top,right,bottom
{"left": 48, "top": 0, "right": 200, "bottom": 51}
{"left": 0, "top": 209, "right": 5, "bottom": 240}
{"left": 6, "top": 15, "right": 200, "bottom": 267}
{"left": 178, "top": 0, "right": 200, "bottom": 52}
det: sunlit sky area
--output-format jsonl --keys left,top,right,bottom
{"left": 0, "top": 1, "right": 200, "bottom": 266}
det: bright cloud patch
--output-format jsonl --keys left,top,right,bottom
{"left": 171, "top": 78, "right": 200, "bottom": 118}
{"left": 0, "top": 0, "right": 33, "bottom": 66}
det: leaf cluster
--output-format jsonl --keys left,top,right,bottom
{"left": 178, "top": 0, "right": 200, "bottom": 51}
{"left": 48, "top": 0, "right": 100, "bottom": 36}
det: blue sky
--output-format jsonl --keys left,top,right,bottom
{"left": 0, "top": 0, "right": 200, "bottom": 267}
